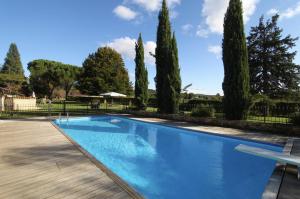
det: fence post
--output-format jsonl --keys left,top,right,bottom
{"left": 263, "top": 104, "right": 267, "bottom": 123}
{"left": 48, "top": 101, "right": 52, "bottom": 117}
{"left": 87, "top": 102, "right": 89, "bottom": 114}
{"left": 10, "top": 105, "right": 13, "bottom": 118}
{"left": 63, "top": 100, "right": 66, "bottom": 115}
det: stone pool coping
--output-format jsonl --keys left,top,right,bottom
{"left": 261, "top": 138, "right": 294, "bottom": 199}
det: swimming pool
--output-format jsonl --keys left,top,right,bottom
{"left": 54, "top": 116, "right": 282, "bottom": 199}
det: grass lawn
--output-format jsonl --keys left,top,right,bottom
{"left": 247, "top": 116, "right": 290, "bottom": 124}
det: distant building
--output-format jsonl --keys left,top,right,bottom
{"left": 0, "top": 94, "right": 37, "bottom": 111}
{"left": 0, "top": 95, "right": 4, "bottom": 111}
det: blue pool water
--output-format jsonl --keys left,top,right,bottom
{"left": 55, "top": 116, "right": 282, "bottom": 199}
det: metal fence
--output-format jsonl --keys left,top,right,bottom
{"left": 179, "top": 100, "right": 300, "bottom": 124}
{"left": 0, "top": 99, "right": 298, "bottom": 125}
{"left": 0, "top": 100, "right": 131, "bottom": 118}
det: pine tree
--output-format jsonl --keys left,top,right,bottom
{"left": 1, "top": 43, "right": 24, "bottom": 75}
{"left": 78, "top": 47, "right": 132, "bottom": 95}
{"left": 155, "top": 0, "right": 172, "bottom": 113}
{"left": 134, "top": 33, "right": 149, "bottom": 110}
{"left": 247, "top": 15, "right": 300, "bottom": 98}
{"left": 222, "top": 0, "right": 250, "bottom": 120}
{"left": 28, "top": 60, "right": 81, "bottom": 99}
{"left": 167, "top": 32, "right": 181, "bottom": 113}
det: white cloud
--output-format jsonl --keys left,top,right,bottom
{"left": 131, "top": 0, "right": 181, "bottom": 12}
{"left": 196, "top": 25, "right": 209, "bottom": 38}
{"left": 103, "top": 37, "right": 156, "bottom": 65}
{"left": 280, "top": 2, "right": 300, "bottom": 20}
{"left": 208, "top": 45, "right": 222, "bottom": 59}
{"left": 243, "top": 0, "right": 260, "bottom": 22}
{"left": 144, "top": 41, "right": 157, "bottom": 65}
{"left": 202, "top": 0, "right": 229, "bottom": 34}
{"left": 113, "top": 5, "right": 138, "bottom": 21}
{"left": 181, "top": 24, "right": 193, "bottom": 34}
{"left": 104, "top": 37, "right": 135, "bottom": 60}
{"left": 267, "top": 8, "right": 279, "bottom": 16}
{"left": 201, "top": 0, "right": 260, "bottom": 34}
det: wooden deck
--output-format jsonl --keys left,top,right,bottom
{"left": 0, "top": 119, "right": 132, "bottom": 199}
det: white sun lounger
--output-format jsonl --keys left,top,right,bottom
{"left": 235, "top": 144, "right": 300, "bottom": 179}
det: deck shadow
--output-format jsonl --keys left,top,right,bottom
{"left": 2, "top": 144, "right": 86, "bottom": 167}
{"left": 1, "top": 142, "right": 130, "bottom": 198}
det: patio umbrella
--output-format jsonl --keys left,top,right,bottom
{"left": 100, "top": 92, "right": 127, "bottom": 98}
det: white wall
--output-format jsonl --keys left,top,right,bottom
{"left": 0, "top": 96, "right": 4, "bottom": 111}
{"left": 12, "top": 98, "right": 37, "bottom": 110}
{"left": 3, "top": 96, "right": 37, "bottom": 111}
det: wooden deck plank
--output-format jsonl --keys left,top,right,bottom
{"left": 0, "top": 119, "right": 132, "bottom": 199}
{"left": 0, "top": 167, "right": 101, "bottom": 195}
{"left": 278, "top": 138, "right": 300, "bottom": 199}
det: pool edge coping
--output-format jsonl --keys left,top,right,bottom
{"left": 261, "top": 138, "right": 294, "bottom": 199}
{"left": 50, "top": 121, "right": 144, "bottom": 199}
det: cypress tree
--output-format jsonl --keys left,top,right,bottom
{"left": 167, "top": 32, "right": 181, "bottom": 113}
{"left": 222, "top": 0, "right": 250, "bottom": 120}
{"left": 155, "top": 0, "right": 172, "bottom": 113}
{"left": 1, "top": 43, "right": 24, "bottom": 75}
{"left": 134, "top": 33, "right": 149, "bottom": 110}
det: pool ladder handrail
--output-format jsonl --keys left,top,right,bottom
{"left": 58, "top": 112, "right": 69, "bottom": 124}
{"left": 58, "top": 113, "right": 62, "bottom": 123}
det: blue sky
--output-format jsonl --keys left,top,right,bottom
{"left": 1, "top": 0, "right": 299, "bottom": 94}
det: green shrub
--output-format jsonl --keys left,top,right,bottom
{"left": 291, "top": 113, "right": 300, "bottom": 126}
{"left": 191, "top": 106, "right": 215, "bottom": 118}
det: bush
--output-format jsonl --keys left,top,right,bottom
{"left": 179, "top": 99, "right": 222, "bottom": 112}
{"left": 291, "top": 113, "right": 300, "bottom": 126}
{"left": 191, "top": 106, "right": 215, "bottom": 118}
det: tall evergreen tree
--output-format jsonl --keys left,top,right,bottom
{"left": 247, "top": 15, "right": 300, "bottom": 98}
{"left": 0, "top": 73, "right": 26, "bottom": 95}
{"left": 135, "top": 33, "right": 149, "bottom": 110}
{"left": 155, "top": 0, "right": 181, "bottom": 114}
{"left": 222, "top": 0, "right": 250, "bottom": 120}
{"left": 1, "top": 43, "right": 24, "bottom": 75}
{"left": 155, "top": 0, "right": 172, "bottom": 113}
{"left": 167, "top": 32, "right": 181, "bottom": 113}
